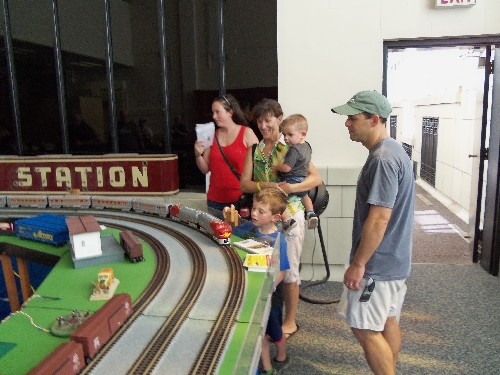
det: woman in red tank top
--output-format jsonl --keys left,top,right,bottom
{"left": 194, "top": 94, "right": 258, "bottom": 218}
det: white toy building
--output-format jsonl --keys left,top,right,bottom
{"left": 66, "top": 215, "right": 102, "bottom": 259}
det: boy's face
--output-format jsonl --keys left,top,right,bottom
{"left": 281, "top": 124, "right": 306, "bottom": 146}
{"left": 251, "top": 200, "right": 280, "bottom": 228}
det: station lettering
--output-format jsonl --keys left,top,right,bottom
{"left": 15, "top": 166, "right": 149, "bottom": 189}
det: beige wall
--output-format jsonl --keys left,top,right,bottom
{"left": 278, "top": 0, "right": 500, "bottom": 280}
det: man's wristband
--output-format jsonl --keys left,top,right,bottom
{"left": 256, "top": 181, "right": 261, "bottom": 191}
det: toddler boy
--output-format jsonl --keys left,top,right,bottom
{"left": 273, "top": 114, "right": 318, "bottom": 230}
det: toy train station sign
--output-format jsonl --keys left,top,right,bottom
{"left": 0, "top": 154, "right": 179, "bottom": 195}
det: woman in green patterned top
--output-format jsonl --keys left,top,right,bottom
{"left": 240, "top": 99, "right": 321, "bottom": 338}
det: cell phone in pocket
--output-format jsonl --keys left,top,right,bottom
{"left": 359, "top": 278, "right": 375, "bottom": 302}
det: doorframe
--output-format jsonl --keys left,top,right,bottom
{"left": 383, "top": 35, "right": 500, "bottom": 275}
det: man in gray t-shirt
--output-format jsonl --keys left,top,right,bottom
{"left": 331, "top": 90, "right": 415, "bottom": 374}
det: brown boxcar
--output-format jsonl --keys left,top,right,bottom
{"left": 95, "top": 293, "right": 133, "bottom": 335}
{"left": 120, "top": 230, "right": 144, "bottom": 262}
{"left": 70, "top": 312, "right": 112, "bottom": 360}
{"left": 27, "top": 341, "right": 85, "bottom": 375}
{"left": 70, "top": 293, "right": 132, "bottom": 360}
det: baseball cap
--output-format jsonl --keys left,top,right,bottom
{"left": 331, "top": 90, "right": 392, "bottom": 118}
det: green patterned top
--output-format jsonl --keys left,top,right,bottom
{"left": 253, "top": 140, "right": 304, "bottom": 216}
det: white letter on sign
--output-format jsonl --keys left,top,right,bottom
{"left": 75, "top": 167, "right": 92, "bottom": 188}
{"left": 17, "top": 167, "right": 32, "bottom": 187}
{"left": 35, "top": 167, "right": 51, "bottom": 187}
{"left": 56, "top": 167, "right": 72, "bottom": 188}
{"left": 109, "top": 166, "right": 126, "bottom": 187}
{"left": 132, "top": 166, "right": 148, "bottom": 187}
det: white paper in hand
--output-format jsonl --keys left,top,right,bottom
{"left": 196, "top": 122, "right": 215, "bottom": 148}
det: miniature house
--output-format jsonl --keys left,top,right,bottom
{"left": 66, "top": 216, "right": 102, "bottom": 259}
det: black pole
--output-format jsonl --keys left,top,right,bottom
{"left": 1, "top": 0, "right": 23, "bottom": 155}
{"left": 158, "top": 0, "right": 171, "bottom": 154}
{"left": 51, "top": 0, "right": 69, "bottom": 154}
{"left": 217, "top": 0, "right": 226, "bottom": 95}
{"left": 104, "top": 0, "right": 118, "bottom": 153}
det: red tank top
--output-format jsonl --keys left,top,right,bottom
{"left": 208, "top": 126, "right": 247, "bottom": 203}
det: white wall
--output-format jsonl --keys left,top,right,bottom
{"left": 278, "top": 0, "right": 500, "bottom": 280}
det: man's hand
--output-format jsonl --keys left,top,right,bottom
{"left": 344, "top": 263, "right": 365, "bottom": 290}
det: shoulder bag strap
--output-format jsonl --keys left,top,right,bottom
{"left": 215, "top": 134, "right": 241, "bottom": 180}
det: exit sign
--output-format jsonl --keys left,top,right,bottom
{"left": 436, "top": 0, "right": 476, "bottom": 7}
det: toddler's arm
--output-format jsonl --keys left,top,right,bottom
{"left": 271, "top": 162, "right": 292, "bottom": 174}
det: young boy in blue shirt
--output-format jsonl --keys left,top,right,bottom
{"left": 226, "top": 187, "right": 291, "bottom": 374}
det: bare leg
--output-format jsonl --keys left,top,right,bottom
{"left": 274, "top": 336, "right": 287, "bottom": 362}
{"left": 261, "top": 335, "right": 272, "bottom": 371}
{"left": 282, "top": 282, "right": 299, "bottom": 334}
{"left": 351, "top": 326, "right": 396, "bottom": 375}
{"left": 382, "top": 316, "right": 402, "bottom": 369}
{"left": 303, "top": 195, "right": 314, "bottom": 212}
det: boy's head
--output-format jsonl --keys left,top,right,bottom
{"left": 251, "top": 187, "right": 288, "bottom": 227}
{"left": 280, "top": 114, "right": 308, "bottom": 146}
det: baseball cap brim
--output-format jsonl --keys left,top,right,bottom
{"left": 331, "top": 104, "right": 363, "bottom": 116}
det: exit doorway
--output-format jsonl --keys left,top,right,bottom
{"left": 384, "top": 37, "right": 500, "bottom": 276}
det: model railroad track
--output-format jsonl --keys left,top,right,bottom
{"left": 190, "top": 243, "right": 245, "bottom": 375}
{"left": 1, "top": 209, "right": 246, "bottom": 374}
{"left": 125, "top": 221, "right": 207, "bottom": 374}
{"left": 78, "top": 216, "right": 174, "bottom": 375}
{"left": 126, "top": 214, "right": 246, "bottom": 374}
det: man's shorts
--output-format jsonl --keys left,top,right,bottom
{"left": 337, "top": 278, "right": 407, "bottom": 331}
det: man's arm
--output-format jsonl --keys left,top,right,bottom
{"left": 344, "top": 204, "right": 392, "bottom": 290}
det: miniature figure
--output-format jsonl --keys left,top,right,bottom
{"left": 49, "top": 310, "right": 91, "bottom": 337}
{"left": 90, "top": 268, "right": 120, "bottom": 301}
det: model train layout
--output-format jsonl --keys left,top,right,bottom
{"left": 1, "top": 195, "right": 232, "bottom": 245}
{"left": 28, "top": 293, "right": 133, "bottom": 375}
{"left": 0, "top": 195, "right": 241, "bottom": 374}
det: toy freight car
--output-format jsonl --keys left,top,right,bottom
{"left": 15, "top": 213, "right": 69, "bottom": 246}
{"left": 48, "top": 195, "right": 92, "bottom": 209}
{"left": 70, "top": 293, "right": 132, "bottom": 361}
{"left": 90, "top": 196, "right": 134, "bottom": 211}
{"left": 119, "top": 230, "right": 144, "bottom": 262}
{"left": 27, "top": 341, "right": 85, "bottom": 375}
{"left": 7, "top": 195, "right": 48, "bottom": 208}
{"left": 0, "top": 196, "right": 6, "bottom": 207}
{"left": 159, "top": 203, "right": 172, "bottom": 218}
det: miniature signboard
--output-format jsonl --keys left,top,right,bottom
{"left": 233, "top": 238, "right": 274, "bottom": 254}
{"left": 436, "top": 0, "right": 476, "bottom": 8}
{"left": 243, "top": 253, "right": 271, "bottom": 272}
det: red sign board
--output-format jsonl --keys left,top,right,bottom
{"left": 0, "top": 154, "right": 179, "bottom": 195}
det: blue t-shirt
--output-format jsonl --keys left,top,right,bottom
{"left": 351, "top": 137, "right": 414, "bottom": 281}
{"left": 232, "top": 220, "right": 290, "bottom": 272}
